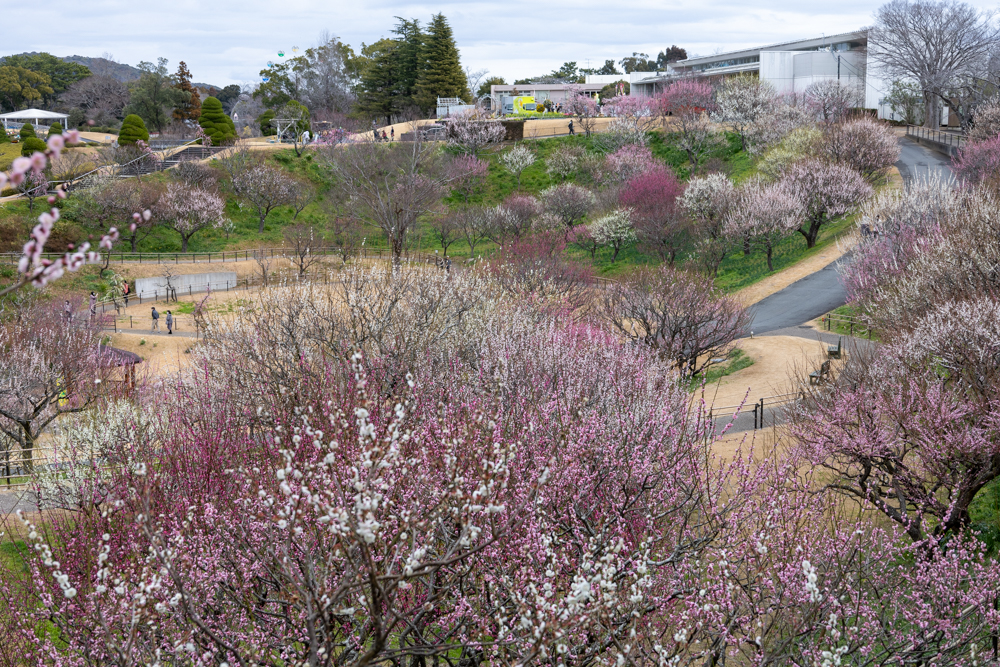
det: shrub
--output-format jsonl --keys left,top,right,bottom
{"left": 20, "top": 136, "right": 47, "bottom": 158}
{"left": 117, "top": 114, "right": 150, "bottom": 146}
{"left": 19, "top": 123, "right": 36, "bottom": 140}
{"left": 47, "top": 121, "right": 63, "bottom": 138}
{"left": 198, "top": 96, "right": 237, "bottom": 145}
{"left": 0, "top": 129, "right": 8, "bottom": 144}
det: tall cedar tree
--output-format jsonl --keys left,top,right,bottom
{"left": 392, "top": 18, "right": 424, "bottom": 111}
{"left": 172, "top": 61, "right": 202, "bottom": 122}
{"left": 415, "top": 14, "right": 469, "bottom": 112}
{"left": 356, "top": 38, "right": 402, "bottom": 124}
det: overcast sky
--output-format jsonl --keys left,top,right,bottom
{"left": 8, "top": 0, "right": 999, "bottom": 87}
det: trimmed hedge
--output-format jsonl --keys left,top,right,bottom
{"left": 198, "top": 96, "right": 236, "bottom": 145}
{"left": 19, "top": 124, "right": 36, "bottom": 140}
{"left": 47, "top": 122, "right": 63, "bottom": 138}
{"left": 20, "top": 136, "right": 47, "bottom": 157}
{"left": 118, "top": 115, "right": 150, "bottom": 146}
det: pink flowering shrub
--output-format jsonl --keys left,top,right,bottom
{"left": 953, "top": 134, "right": 1000, "bottom": 190}
{"left": 5, "top": 270, "right": 1000, "bottom": 665}
{"left": 619, "top": 168, "right": 688, "bottom": 264}
{"left": 603, "top": 144, "right": 660, "bottom": 184}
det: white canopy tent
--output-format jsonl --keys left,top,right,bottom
{"left": 0, "top": 108, "right": 69, "bottom": 131}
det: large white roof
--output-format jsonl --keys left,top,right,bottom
{"left": 0, "top": 108, "right": 69, "bottom": 120}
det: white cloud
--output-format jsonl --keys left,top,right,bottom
{"left": 7, "top": 0, "right": 999, "bottom": 86}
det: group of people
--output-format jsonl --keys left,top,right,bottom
{"left": 149, "top": 307, "right": 175, "bottom": 334}
{"left": 372, "top": 124, "right": 395, "bottom": 142}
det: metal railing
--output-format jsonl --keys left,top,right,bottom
{"left": 8, "top": 136, "right": 206, "bottom": 201}
{"left": 906, "top": 125, "right": 966, "bottom": 150}
{"left": 707, "top": 392, "right": 800, "bottom": 431}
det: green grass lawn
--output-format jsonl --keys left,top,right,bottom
{"left": 0, "top": 143, "right": 22, "bottom": 174}
{"left": 2, "top": 130, "right": 857, "bottom": 299}
{"left": 688, "top": 348, "right": 754, "bottom": 391}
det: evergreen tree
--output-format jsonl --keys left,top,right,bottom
{"left": 1, "top": 53, "right": 90, "bottom": 104}
{"left": 355, "top": 38, "right": 402, "bottom": 124}
{"left": 392, "top": 18, "right": 424, "bottom": 110}
{"left": 257, "top": 109, "right": 277, "bottom": 136}
{"left": 19, "top": 123, "right": 36, "bottom": 140}
{"left": 198, "top": 96, "right": 236, "bottom": 145}
{"left": 118, "top": 114, "right": 150, "bottom": 145}
{"left": 414, "top": 14, "right": 469, "bottom": 112}
{"left": 172, "top": 61, "right": 202, "bottom": 122}
{"left": 20, "top": 137, "right": 47, "bottom": 157}
{"left": 124, "top": 58, "right": 188, "bottom": 133}
{"left": 0, "top": 128, "right": 8, "bottom": 144}
{"left": 47, "top": 121, "right": 63, "bottom": 138}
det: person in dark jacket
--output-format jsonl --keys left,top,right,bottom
{"left": 165, "top": 310, "right": 173, "bottom": 335}
{"left": 151, "top": 307, "right": 160, "bottom": 332}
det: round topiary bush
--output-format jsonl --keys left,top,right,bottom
{"left": 19, "top": 124, "right": 36, "bottom": 140}
{"left": 118, "top": 114, "right": 150, "bottom": 146}
{"left": 21, "top": 136, "right": 47, "bottom": 157}
{"left": 198, "top": 96, "right": 237, "bottom": 145}
{"left": 47, "top": 122, "right": 63, "bottom": 138}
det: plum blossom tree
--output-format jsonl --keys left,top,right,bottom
{"left": 620, "top": 168, "right": 687, "bottom": 264}
{"left": 590, "top": 208, "right": 636, "bottom": 261}
{"left": 491, "top": 193, "right": 539, "bottom": 243}
{"left": 498, "top": 143, "right": 535, "bottom": 189}
{"left": 713, "top": 74, "right": 775, "bottom": 150}
{"left": 545, "top": 144, "right": 584, "bottom": 181}
{"left": 822, "top": 117, "right": 901, "bottom": 182}
{"left": 0, "top": 301, "right": 116, "bottom": 468}
{"left": 322, "top": 137, "right": 446, "bottom": 268}
{"left": 804, "top": 79, "right": 862, "bottom": 123}
{"left": 967, "top": 95, "right": 1000, "bottom": 142}
{"left": 725, "top": 179, "right": 804, "bottom": 271}
{"left": 603, "top": 144, "right": 660, "bottom": 184}
{"left": 599, "top": 266, "right": 751, "bottom": 377}
{"left": 780, "top": 159, "right": 872, "bottom": 247}
{"left": 564, "top": 88, "right": 599, "bottom": 137}
{"left": 679, "top": 172, "right": 736, "bottom": 275}
{"left": 445, "top": 153, "right": 489, "bottom": 204}
{"left": 660, "top": 79, "right": 723, "bottom": 169}
{"left": 444, "top": 109, "right": 507, "bottom": 156}
{"left": 953, "top": 134, "right": 1000, "bottom": 189}
{"left": 157, "top": 182, "right": 226, "bottom": 252}
{"left": 538, "top": 182, "right": 595, "bottom": 236}
{"left": 232, "top": 163, "right": 296, "bottom": 234}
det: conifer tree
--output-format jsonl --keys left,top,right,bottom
{"left": 172, "top": 61, "right": 202, "bottom": 122}
{"left": 118, "top": 114, "right": 150, "bottom": 145}
{"left": 198, "top": 96, "right": 237, "bottom": 145}
{"left": 19, "top": 123, "right": 36, "bottom": 140}
{"left": 415, "top": 14, "right": 469, "bottom": 113}
{"left": 356, "top": 38, "right": 402, "bottom": 125}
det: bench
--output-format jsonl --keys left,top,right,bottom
{"left": 828, "top": 337, "right": 842, "bottom": 359}
{"left": 809, "top": 360, "right": 832, "bottom": 386}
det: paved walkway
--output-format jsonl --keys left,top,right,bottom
{"left": 896, "top": 136, "right": 954, "bottom": 182}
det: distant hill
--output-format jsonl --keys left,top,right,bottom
{"left": 61, "top": 55, "right": 142, "bottom": 82}
{"left": 5, "top": 53, "right": 221, "bottom": 89}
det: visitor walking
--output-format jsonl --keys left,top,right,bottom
{"left": 122, "top": 280, "right": 129, "bottom": 307}
{"left": 151, "top": 306, "right": 160, "bottom": 332}
{"left": 390, "top": 127, "right": 395, "bottom": 141}
{"left": 382, "top": 130, "right": 388, "bottom": 142}
{"left": 89, "top": 292, "right": 97, "bottom": 320}
{"left": 165, "top": 310, "right": 173, "bottom": 335}
{"left": 63, "top": 300, "right": 72, "bottom": 321}
{"left": 568, "top": 119, "right": 575, "bottom": 136}
{"left": 373, "top": 128, "right": 379, "bottom": 142}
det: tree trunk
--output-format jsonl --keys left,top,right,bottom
{"left": 258, "top": 211, "right": 266, "bottom": 234}
{"left": 766, "top": 243, "right": 774, "bottom": 272}
{"left": 181, "top": 235, "right": 189, "bottom": 252}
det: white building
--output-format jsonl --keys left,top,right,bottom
{"left": 630, "top": 30, "right": 894, "bottom": 119}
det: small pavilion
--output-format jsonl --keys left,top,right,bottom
{"left": 0, "top": 108, "right": 70, "bottom": 132}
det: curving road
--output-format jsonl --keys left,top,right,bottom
{"left": 895, "top": 136, "right": 954, "bottom": 182}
